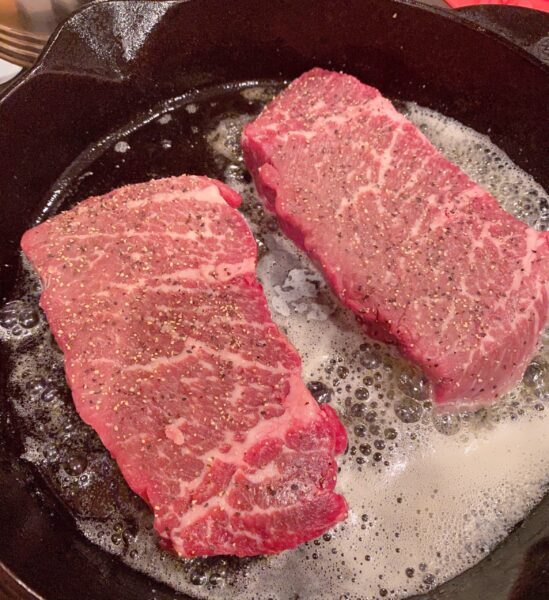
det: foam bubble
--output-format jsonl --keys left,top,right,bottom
{"left": 114, "top": 140, "right": 131, "bottom": 153}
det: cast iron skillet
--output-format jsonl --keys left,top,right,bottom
{"left": 0, "top": 1, "right": 548, "bottom": 598}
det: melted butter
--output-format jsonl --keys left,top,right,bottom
{"left": 1, "top": 85, "right": 547, "bottom": 599}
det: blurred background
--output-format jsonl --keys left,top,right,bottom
{"left": 0, "top": 0, "right": 93, "bottom": 81}
{"left": 0, "top": 0, "right": 89, "bottom": 65}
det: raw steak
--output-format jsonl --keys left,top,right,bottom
{"left": 242, "top": 68, "right": 549, "bottom": 405}
{"left": 21, "top": 175, "right": 348, "bottom": 557}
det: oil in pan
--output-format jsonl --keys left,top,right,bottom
{"left": 0, "top": 81, "right": 547, "bottom": 600}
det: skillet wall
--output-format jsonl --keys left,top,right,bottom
{"left": 0, "top": 1, "right": 548, "bottom": 599}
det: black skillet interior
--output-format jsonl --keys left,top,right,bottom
{"left": 0, "top": 1, "right": 548, "bottom": 599}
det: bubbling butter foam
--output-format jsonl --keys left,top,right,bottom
{"left": 1, "top": 86, "right": 547, "bottom": 600}
{"left": 252, "top": 232, "right": 548, "bottom": 600}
